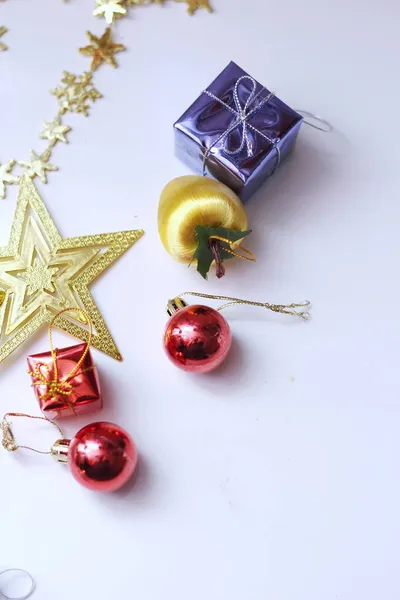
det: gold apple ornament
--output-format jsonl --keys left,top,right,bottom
{"left": 158, "top": 176, "right": 254, "bottom": 279}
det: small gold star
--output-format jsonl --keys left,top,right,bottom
{"left": 18, "top": 254, "right": 59, "bottom": 296}
{"left": 0, "top": 160, "right": 19, "bottom": 199}
{"left": 0, "top": 26, "right": 8, "bottom": 51}
{"left": 175, "top": 0, "right": 212, "bottom": 14}
{"left": 79, "top": 28, "right": 126, "bottom": 72}
{"left": 51, "top": 71, "right": 102, "bottom": 116}
{"left": 40, "top": 116, "right": 71, "bottom": 144}
{"left": 93, "top": 0, "right": 127, "bottom": 23}
{"left": 18, "top": 150, "right": 58, "bottom": 184}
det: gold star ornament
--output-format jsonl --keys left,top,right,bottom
{"left": 174, "top": 0, "right": 212, "bottom": 14}
{"left": 79, "top": 28, "right": 126, "bottom": 72}
{"left": 40, "top": 116, "right": 71, "bottom": 144}
{"left": 51, "top": 72, "right": 102, "bottom": 116}
{"left": 93, "top": 0, "right": 127, "bottom": 23}
{"left": 18, "top": 150, "right": 58, "bottom": 184}
{"left": 0, "top": 175, "right": 144, "bottom": 363}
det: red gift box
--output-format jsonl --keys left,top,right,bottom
{"left": 27, "top": 343, "right": 102, "bottom": 419}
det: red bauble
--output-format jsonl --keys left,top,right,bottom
{"left": 68, "top": 422, "right": 138, "bottom": 492}
{"left": 164, "top": 304, "right": 232, "bottom": 373}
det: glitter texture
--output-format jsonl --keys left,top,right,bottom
{"left": 0, "top": 176, "right": 144, "bottom": 363}
{"left": 79, "top": 28, "right": 126, "bottom": 71}
{"left": 40, "top": 116, "right": 71, "bottom": 145}
{"left": 175, "top": 0, "right": 213, "bottom": 14}
{"left": 93, "top": 0, "right": 127, "bottom": 23}
{"left": 18, "top": 150, "right": 58, "bottom": 184}
{"left": 51, "top": 72, "right": 102, "bottom": 117}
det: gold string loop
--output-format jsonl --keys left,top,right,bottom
{"left": 178, "top": 292, "right": 311, "bottom": 320}
{"left": 27, "top": 307, "right": 94, "bottom": 414}
{"left": 1, "top": 412, "right": 64, "bottom": 455}
{"left": 208, "top": 235, "right": 256, "bottom": 263}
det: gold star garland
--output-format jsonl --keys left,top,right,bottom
{"left": 0, "top": 0, "right": 214, "bottom": 362}
{"left": 17, "top": 150, "right": 58, "bottom": 185}
{"left": 173, "top": 0, "right": 213, "bottom": 15}
{"left": 79, "top": 28, "right": 126, "bottom": 71}
{"left": 93, "top": 0, "right": 127, "bottom": 24}
{"left": 0, "top": 0, "right": 214, "bottom": 200}
{"left": 94, "top": 0, "right": 213, "bottom": 20}
{"left": 51, "top": 72, "right": 102, "bottom": 117}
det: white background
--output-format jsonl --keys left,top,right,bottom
{"left": 0, "top": 0, "right": 399, "bottom": 598}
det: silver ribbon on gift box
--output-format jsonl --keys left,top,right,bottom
{"left": 201, "top": 75, "right": 281, "bottom": 176}
{"left": 201, "top": 75, "right": 333, "bottom": 177}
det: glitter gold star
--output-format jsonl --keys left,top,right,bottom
{"left": 51, "top": 72, "right": 102, "bottom": 117}
{"left": 22, "top": 256, "right": 59, "bottom": 296}
{"left": 0, "top": 175, "right": 144, "bottom": 363}
{"left": 18, "top": 150, "right": 58, "bottom": 184}
{"left": 40, "top": 116, "right": 71, "bottom": 144}
{"left": 0, "top": 160, "right": 19, "bottom": 199}
{"left": 0, "top": 26, "right": 7, "bottom": 52}
{"left": 9, "top": 251, "right": 60, "bottom": 297}
{"left": 175, "top": 0, "right": 212, "bottom": 14}
{"left": 93, "top": 0, "right": 127, "bottom": 23}
{"left": 79, "top": 28, "right": 126, "bottom": 72}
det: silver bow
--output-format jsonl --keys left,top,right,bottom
{"left": 202, "top": 75, "right": 281, "bottom": 175}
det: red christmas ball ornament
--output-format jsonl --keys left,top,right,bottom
{"left": 1, "top": 413, "right": 138, "bottom": 493}
{"left": 164, "top": 298, "right": 232, "bottom": 373}
{"left": 52, "top": 422, "right": 138, "bottom": 492}
{"left": 163, "top": 293, "right": 311, "bottom": 374}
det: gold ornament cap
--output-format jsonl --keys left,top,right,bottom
{"left": 167, "top": 297, "right": 189, "bottom": 317}
{"left": 51, "top": 438, "right": 70, "bottom": 463}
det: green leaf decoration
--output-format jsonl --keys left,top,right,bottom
{"left": 193, "top": 225, "right": 252, "bottom": 280}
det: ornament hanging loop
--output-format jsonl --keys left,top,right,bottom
{"left": 296, "top": 110, "right": 333, "bottom": 132}
{"left": 28, "top": 307, "right": 95, "bottom": 415}
{"left": 177, "top": 292, "right": 311, "bottom": 320}
{"left": 48, "top": 307, "right": 94, "bottom": 384}
{"left": 1, "top": 413, "right": 64, "bottom": 455}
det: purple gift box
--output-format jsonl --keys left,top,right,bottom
{"left": 174, "top": 61, "right": 303, "bottom": 202}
